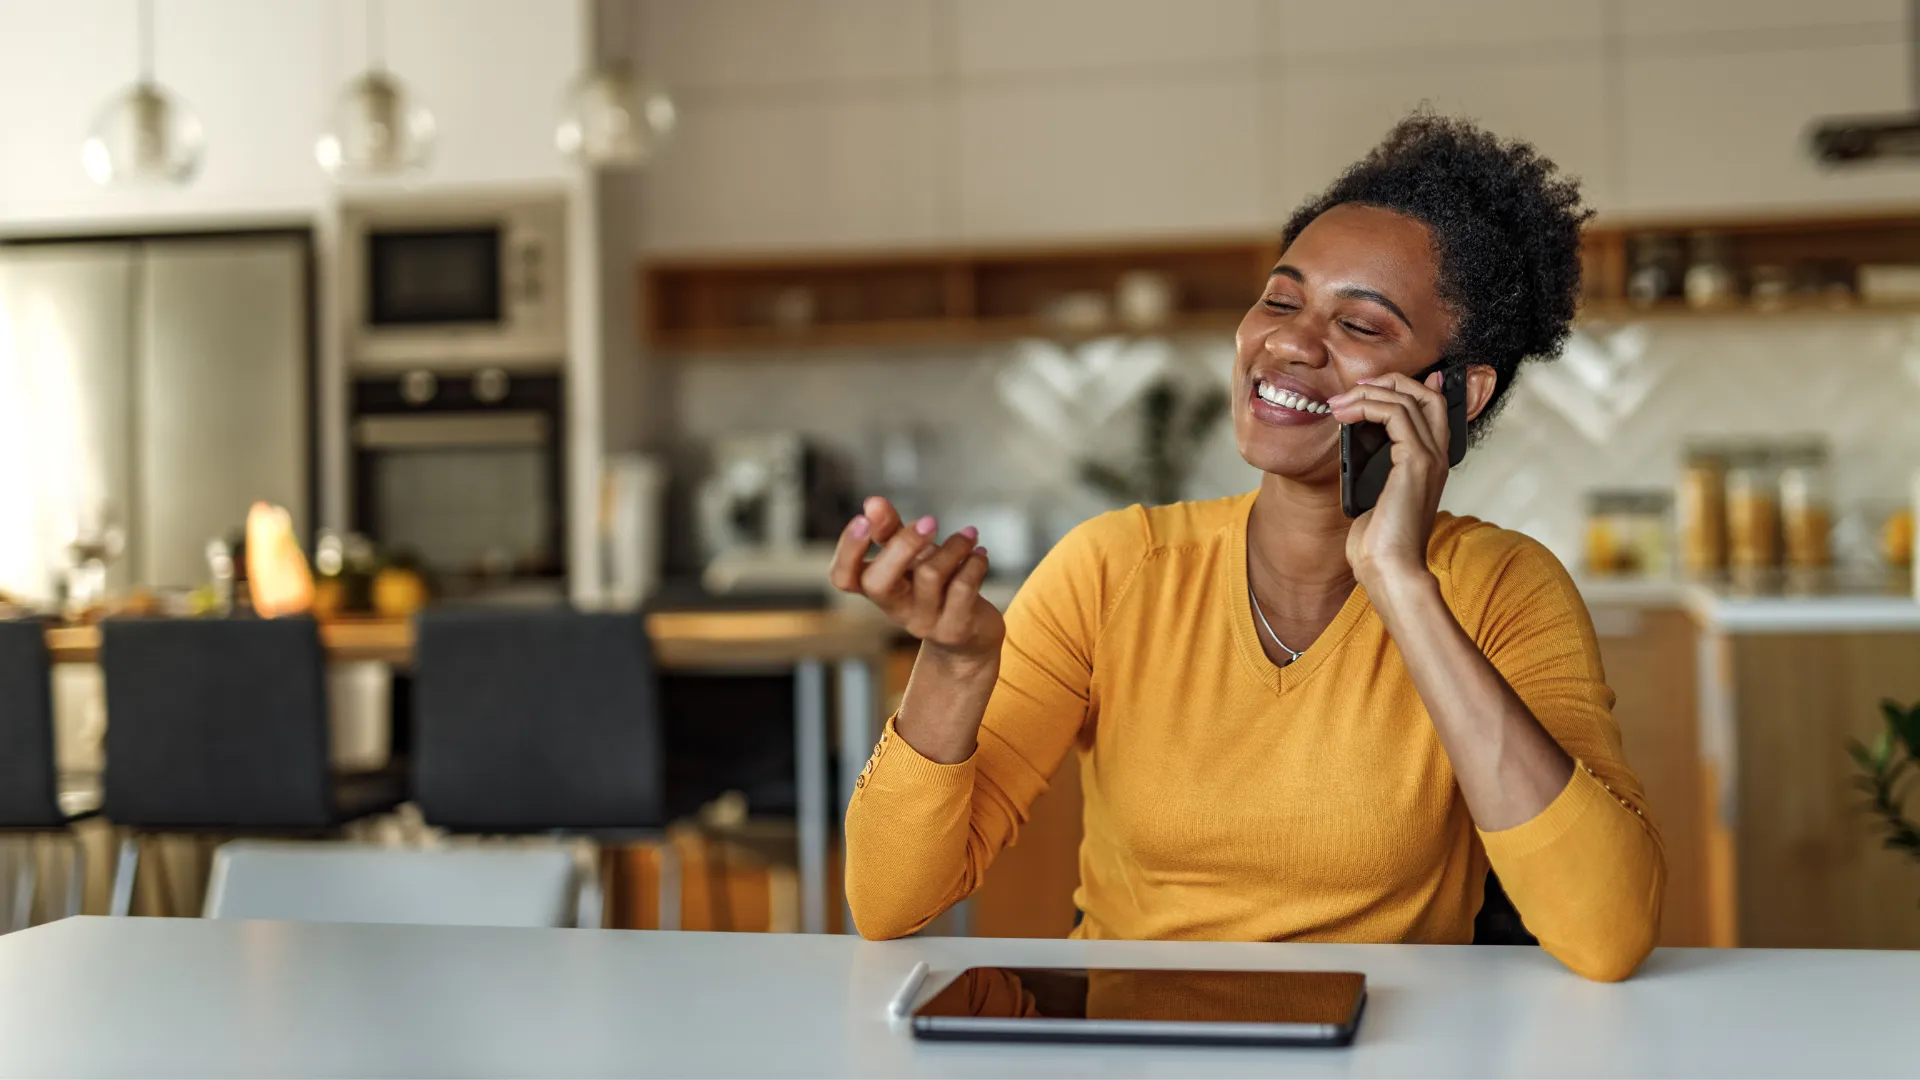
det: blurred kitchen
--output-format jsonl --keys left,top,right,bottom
{"left": 2, "top": 0, "right": 1919, "bottom": 953}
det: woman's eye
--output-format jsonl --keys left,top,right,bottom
{"left": 1341, "top": 320, "right": 1379, "bottom": 337}
{"left": 1261, "top": 298, "right": 1297, "bottom": 313}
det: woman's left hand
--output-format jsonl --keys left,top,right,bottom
{"left": 1327, "top": 370, "right": 1451, "bottom": 592}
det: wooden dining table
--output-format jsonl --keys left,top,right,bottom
{"left": 42, "top": 609, "right": 897, "bottom": 935}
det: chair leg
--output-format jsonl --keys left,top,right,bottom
{"left": 109, "top": 834, "right": 139, "bottom": 917}
{"left": 65, "top": 835, "right": 85, "bottom": 920}
{"left": 10, "top": 838, "right": 38, "bottom": 933}
{"left": 656, "top": 838, "right": 680, "bottom": 932}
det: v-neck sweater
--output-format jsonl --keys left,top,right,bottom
{"left": 844, "top": 491, "right": 1665, "bottom": 982}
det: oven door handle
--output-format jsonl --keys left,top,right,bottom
{"left": 353, "top": 412, "right": 550, "bottom": 450}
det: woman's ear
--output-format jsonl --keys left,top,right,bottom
{"left": 1463, "top": 363, "right": 1499, "bottom": 423}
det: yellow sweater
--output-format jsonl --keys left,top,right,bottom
{"left": 845, "top": 492, "right": 1665, "bottom": 981}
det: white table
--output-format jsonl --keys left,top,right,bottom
{"left": 1, "top": 918, "right": 1915, "bottom": 1078}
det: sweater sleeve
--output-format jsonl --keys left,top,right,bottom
{"left": 1458, "top": 532, "right": 1667, "bottom": 982}
{"left": 843, "top": 508, "right": 1145, "bottom": 939}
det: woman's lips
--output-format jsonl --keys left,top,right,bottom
{"left": 1248, "top": 376, "right": 1331, "bottom": 426}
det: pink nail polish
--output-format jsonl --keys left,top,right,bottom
{"left": 959, "top": 525, "right": 978, "bottom": 541}
{"left": 850, "top": 516, "right": 870, "bottom": 539}
{"left": 914, "top": 515, "right": 936, "bottom": 536}
{"left": 975, "top": 547, "right": 989, "bottom": 557}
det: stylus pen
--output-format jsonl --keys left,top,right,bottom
{"left": 887, "top": 961, "right": 932, "bottom": 1020}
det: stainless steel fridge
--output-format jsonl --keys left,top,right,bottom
{"left": 0, "top": 231, "right": 311, "bottom": 602}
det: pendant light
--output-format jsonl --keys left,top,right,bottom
{"left": 82, "top": 0, "right": 205, "bottom": 187}
{"left": 556, "top": 0, "right": 675, "bottom": 168}
{"left": 315, "top": 0, "right": 435, "bottom": 179}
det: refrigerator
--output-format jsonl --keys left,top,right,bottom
{"left": 0, "top": 232, "right": 311, "bottom": 602}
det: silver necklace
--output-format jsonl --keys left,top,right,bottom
{"left": 1249, "top": 586, "right": 1304, "bottom": 665}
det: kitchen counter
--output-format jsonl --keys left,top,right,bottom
{"left": 1578, "top": 575, "right": 1920, "bottom": 633}
{"left": 44, "top": 609, "right": 896, "bottom": 669}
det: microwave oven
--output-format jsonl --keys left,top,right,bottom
{"left": 340, "top": 192, "right": 568, "bottom": 370}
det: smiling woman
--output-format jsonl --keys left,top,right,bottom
{"left": 835, "top": 112, "right": 1664, "bottom": 983}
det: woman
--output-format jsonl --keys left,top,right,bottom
{"left": 830, "top": 113, "right": 1664, "bottom": 982}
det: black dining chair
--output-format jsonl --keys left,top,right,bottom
{"left": 410, "top": 608, "right": 675, "bottom": 928}
{"left": 99, "top": 616, "right": 406, "bottom": 916}
{"left": 0, "top": 619, "right": 96, "bottom": 930}
{"left": 1472, "top": 870, "right": 1538, "bottom": 946}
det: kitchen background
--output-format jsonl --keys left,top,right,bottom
{"left": 2, "top": 0, "right": 1918, "bottom": 588}
{"left": 2, "top": 0, "right": 1919, "bottom": 947}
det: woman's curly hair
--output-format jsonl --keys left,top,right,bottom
{"left": 1281, "top": 110, "right": 1591, "bottom": 437}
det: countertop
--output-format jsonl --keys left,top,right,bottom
{"left": 43, "top": 608, "right": 897, "bottom": 668}
{"left": 1, "top": 918, "right": 1915, "bottom": 1078}
{"left": 1577, "top": 575, "right": 1920, "bottom": 633}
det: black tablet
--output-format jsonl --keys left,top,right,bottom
{"left": 910, "top": 967, "right": 1366, "bottom": 1048}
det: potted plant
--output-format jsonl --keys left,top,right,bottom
{"left": 1848, "top": 699, "right": 1920, "bottom": 864}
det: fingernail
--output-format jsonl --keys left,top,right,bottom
{"left": 975, "top": 546, "right": 989, "bottom": 557}
{"left": 959, "top": 525, "right": 979, "bottom": 541}
{"left": 864, "top": 495, "right": 884, "bottom": 515}
{"left": 914, "top": 515, "right": 936, "bottom": 536}
{"left": 850, "top": 516, "right": 870, "bottom": 539}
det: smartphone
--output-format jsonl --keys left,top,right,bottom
{"left": 1340, "top": 362, "right": 1467, "bottom": 518}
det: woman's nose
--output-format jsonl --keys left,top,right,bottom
{"left": 1262, "top": 321, "right": 1326, "bottom": 367}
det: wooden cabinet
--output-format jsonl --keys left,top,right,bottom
{"left": 1711, "top": 630, "right": 1920, "bottom": 949}
{"left": 1591, "top": 604, "right": 1711, "bottom": 947}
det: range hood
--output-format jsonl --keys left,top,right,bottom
{"left": 1807, "top": 0, "right": 1920, "bottom": 164}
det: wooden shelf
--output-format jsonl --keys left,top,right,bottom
{"left": 1580, "top": 209, "right": 1920, "bottom": 316}
{"left": 1578, "top": 298, "right": 1920, "bottom": 323}
{"left": 642, "top": 209, "right": 1920, "bottom": 353}
{"left": 644, "top": 237, "right": 1275, "bottom": 354}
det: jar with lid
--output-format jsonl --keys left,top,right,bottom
{"left": 1775, "top": 436, "right": 1832, "bottom": 570}
{"left": 1627, "top": 235, "right": 1684, "bottom": 308}
{"left": 1724, "top": 442, "right": 1780, "bottom": 572}
{"left": 1684, "top": 232, "right": 1740, "bottom": 310}
{"left": 1677, "top": 441, "right": 1728, "bottom": 574}
{"left": 1584, "top": 490, "right": 1674, "bottom": 576}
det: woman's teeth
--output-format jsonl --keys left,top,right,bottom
{"left": 1255, "top": 381, "right": 1330, "bottom": 415}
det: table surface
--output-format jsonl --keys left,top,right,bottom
{"left": 1, "top": 918, "right": 1916, "bottom": 1078}
{"left": 43, "top": 609, "right": 896, "bottom": 668}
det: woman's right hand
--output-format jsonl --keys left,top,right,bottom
{"left": 829, "top": 496, "right": 1005, "bottom": 669}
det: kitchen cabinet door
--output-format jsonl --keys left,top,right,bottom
{"left": 1592, "top": 605, "right": 1710, "bottom": 947}
{"left": 1618, "top": 41, "right": 1914, "bottom": 216}
{"left": 956, "top": 74, "right": 1266, "bottom": 243}
{"left": 0, "top": 244, "right": 138, "bottom": 601}
{"left": 639, "top": 95, "right": 944, "bottom": 255}
{"left": 137, "top": 236, "right": 308, "bottom": 589}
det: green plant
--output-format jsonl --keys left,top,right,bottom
{"left": 1847, "top": 699, "right": 1920, "bottom": 862}
{"left": 1078, "top": 378, "right": 1229, "bottom": 507}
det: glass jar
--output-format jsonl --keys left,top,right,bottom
{"left": 1776, "top": 437, "right": 1832, "bottom": 570}
{"left": 1677, "top": 441, "right": 1728, "bottom": 575}
{"left": 1585, "top": 490, "right": 1674, "bottom": 576}
{"left": 1684, "top": 232, "right": 1740, "bottom": 310}
{"left": 1724, "top": 443, "right": 1780, "bottom": 572}
{"left": 1628, "top": 234, "right": 1684, "bottom": 308}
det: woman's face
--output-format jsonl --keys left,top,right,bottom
{"left": 1231, "top": 203, "right": 1457, "bottom": 483}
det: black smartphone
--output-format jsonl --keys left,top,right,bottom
{"left": 1340, "top": 362, "right": 1467, "bottom": 518}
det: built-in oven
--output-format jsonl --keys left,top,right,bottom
{"left": 341, "top": 193, "right": 567, "bottom": 370}
{"left": 351, "top": 369, "right": 565, "bottom": 602}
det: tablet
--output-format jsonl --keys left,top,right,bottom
{"left": 910, "top": 967, "right": 1366, "bottom": 1048}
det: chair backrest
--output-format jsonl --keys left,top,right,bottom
{"left": 203, "top": 840, "right": 579, "bottom": 927}
{"left": 102, "top": 617, "right": 334, "bottom": 829}
{"left": 0, "top": 619, "right": 65, "bottom": 828}
{"left": 1472, "top": 870, "right": 1539, "bottom": 946}
{"left": 412, "top": 609, "right": 664, "bottom": 832}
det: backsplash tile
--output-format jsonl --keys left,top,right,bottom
{"left": 670, "top": 315, "right": 1920, "bottom": 571}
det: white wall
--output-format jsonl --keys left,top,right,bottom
{"left": 0, "top": 0, "right": 584, "bottom": 228}
{"left": 630, "top": 0, "right": 1919, "bottom": 254}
